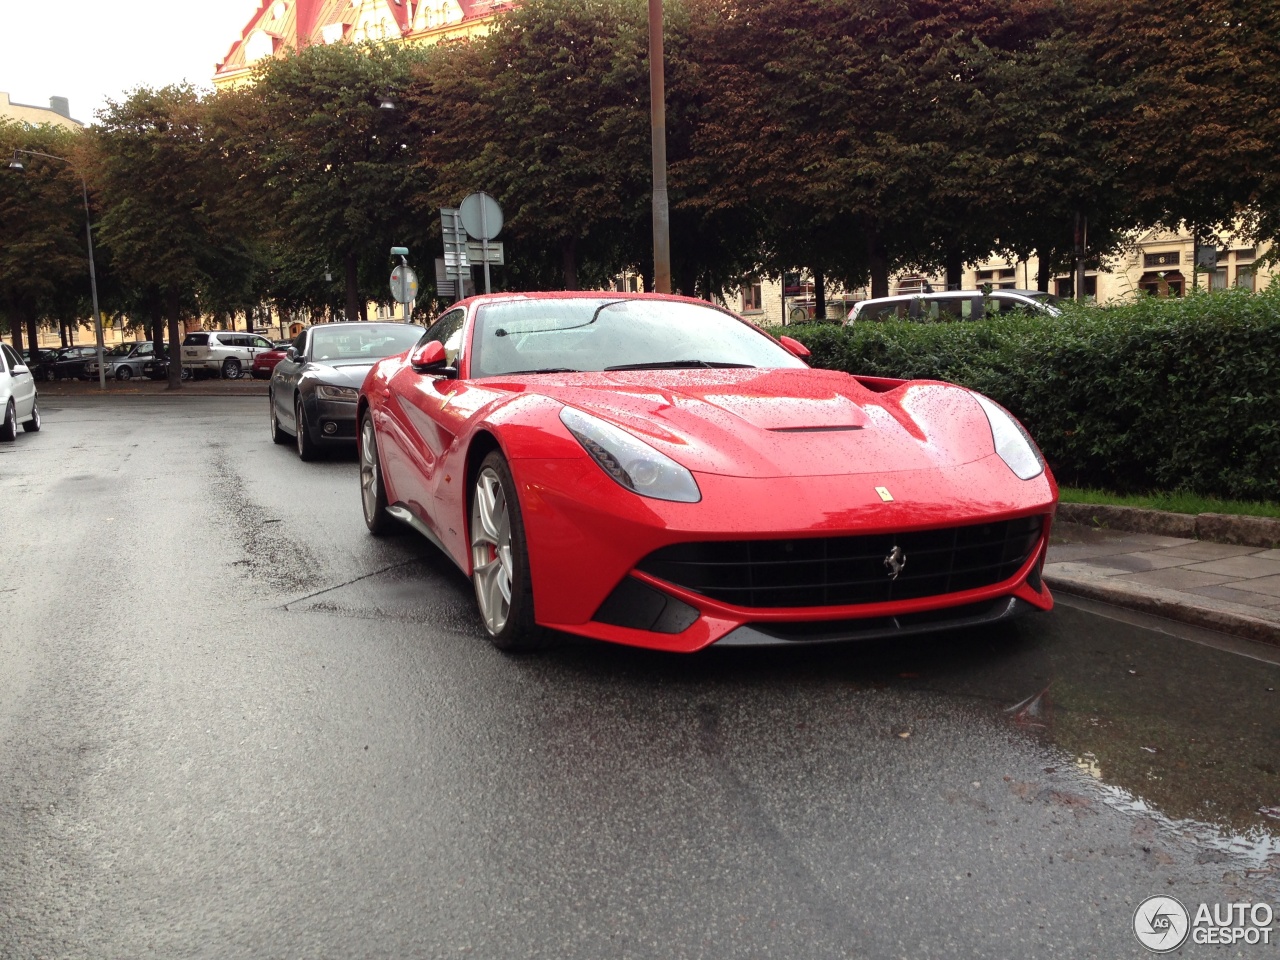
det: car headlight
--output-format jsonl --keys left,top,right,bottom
{"left": 559, "top": 407, "right": 701, "bottom": 503}
{"left": 972, "top": 393, "right": 1044, "bottom": 480}
{"left": 315, "top": 384, "right": 358, "bottom": 401}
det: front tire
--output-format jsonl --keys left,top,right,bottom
{"left": 116, "top": 366, "right": 133, "bottom": 381}
{"left": 22, "top": 401, "right": 40, "bottom": 433}
{"left": 295, "top": 395, "right": 317, "bottom": 461}
{"left": 359, "top": 412, "right": 391, "bottom": 535}
{"left": 470, "top": 451, "right": 543, "bottom": 651}
{"left": 269, "top": 393, "right": 289, "bottom": 444}
{"left": 222, "top": 358, "right": 242, "bottom": 379}
{"left": 0, "top": 400, "right": 15, "bottom": 442}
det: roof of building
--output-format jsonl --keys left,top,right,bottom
{"left": 0, "top": 92, "right": 84, "bottom": 129}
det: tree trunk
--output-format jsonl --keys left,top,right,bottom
{"left": 1036, "top": 248, "right": 1054, "bottom": 293}
{"left": 165, "top": 292, "right": 183, "bottom": 390}
{"left": 151, "top": 309, "right": 164, "bottom": 357}
{"left": 344, "top": 251, "right": 361, "bottom": 322}
{"left": 25, "top": 314, "right": 40, "bottom": 357}
{"left": 868, "top": 233, "right": 890, "bottom": 299}
{"left": 9, "top": 307, "right": 24, "bottom": 354}
{"left": 561, "top": 237, "right": 579, "bottom": 291}
{"left": 813, "top": 269, "right": 827, "bottom": 321}
{"left": 944, "top": 249, "right": 964, "bottom": 291}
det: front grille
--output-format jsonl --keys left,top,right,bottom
{"left": 636, "top": 516, "right": 1044, "bottom": 609}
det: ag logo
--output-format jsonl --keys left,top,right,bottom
{"left": 1133, "top": 895, "right": 1190, "bottom": 953}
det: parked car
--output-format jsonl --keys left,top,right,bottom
{"left": 45, "top": 345, "right": 100, "bottom": 381}
{"left": 250, "top": 344, "right": 288, "bottom": 380}
{"left": 181, "top": 331, "right": 276, "bottom": 379}
{"left": 85, "top": 341, "right": 156, "bottom": 381}
{"left": 0, "top": 342, "right": 40, "bottom": 440}
{"left": 29, "top": 348, "right": 71, "bottom": 381}
{"left": 846, "top": 289, "right": 1062, "bottom": 324}
{"left": 357, "top": 292, "right": 1057, "bottom": 652}
{"left": 141, "top": 350, "right": 188, "bottom": 381}
{"left": 269, "top": 321, "right": 424, "bottom": 460}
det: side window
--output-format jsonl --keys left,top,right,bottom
{"left": 421, "top": 309, "right": 467, "bottom": 366}
{"left": 253, "top": 336, "right": 273, "bottom": 350}
{"left": 292, "top": 331, "right": 308, "bottom": 358}
{"left": 0, "top": 345, "right": 16, "bottom": 371}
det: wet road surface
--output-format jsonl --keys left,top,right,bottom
{"left": 1, "top": 395, "right": 1277, "bottom": 958}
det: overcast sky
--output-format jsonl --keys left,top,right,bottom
{"left": 2, "top": 0, "right": 260, "bottom": 124}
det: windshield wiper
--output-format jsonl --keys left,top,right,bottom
{"left": 604, "top": 360, "right": 756, "bottom": 371}
{"left": 502, "top": 367, "right": 581, "bottom": 375}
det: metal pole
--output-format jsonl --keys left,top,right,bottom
{"left": 480, "top": 201, "right": 492, "bottom": 295}
{"left": 81, "top": 177, "right": 106, "bottom": 389}
{"left": 648, "top": 0, "right": 671, "bottom": 294}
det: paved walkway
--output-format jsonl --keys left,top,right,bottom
{"left": 1046, "top": 522, "right": 1280, "bottom": 646}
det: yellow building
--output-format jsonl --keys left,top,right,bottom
{"left": 0, "top": 92, "right": 84, "bottom": 130}
{"left": 212, "top": 0, "right": 511, "bottom": 89}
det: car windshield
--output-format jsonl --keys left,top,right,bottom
{"left": 106, "top": 344, "right": 134, "bottom": 356}
{"left": 470, "top": 299, "right": 806, "bottom": 377}
{"left": 309, "top": 324, "right": 423, "bottom": 363}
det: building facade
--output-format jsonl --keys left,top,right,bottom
{"left": 212, "top": 0, "right": 510, "bottom": 88}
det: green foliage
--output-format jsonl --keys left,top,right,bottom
{"left": 1058, "top": 486, "right": 1280, "bottom": 519}
{"left": 770, "top": 287, "right": 1280, "bottom": 500}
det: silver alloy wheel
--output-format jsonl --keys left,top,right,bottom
{"left": 360, "top": 417, "right": 379, "bottom": 522}
{"left": 1, "top": 400, "right": 14, "bottom": 440}
{"left": 470, "top": 466, "right": 514, "bottom": 635}
{"left": 295, "top": 398, "right": 306, "bottom": 456}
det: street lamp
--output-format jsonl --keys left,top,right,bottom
{"left": 8, "top": 149, "right": 107, "bottom": 389}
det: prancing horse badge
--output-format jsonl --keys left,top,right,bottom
{"left": 884, "top": 546, "right": 906, "bottom": 580}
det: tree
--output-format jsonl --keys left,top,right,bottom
{"left": 92, "top": 85, "right": 261, "bottom": 387}
{"left": 0, "top": 120, "right": 95, "bottom": 355}
{"left": 228, "top": 42, "right": 434, "bottom": 320}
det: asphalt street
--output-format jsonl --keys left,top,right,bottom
{"left": 1, "top": 394, "right": 1277, "bottom": 959}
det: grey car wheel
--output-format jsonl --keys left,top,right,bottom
{"left": 116, "top": 365, "right": 133, "bottom": 381}
{"left": 295, "top": 395, "right": 317, "bottom": 461}
{"left": 360, "top": 412, "right": 391, "bottom": 535}
{"left": 22, "top": 401, "right": 40, "bottom": 433}
{"left": 269, "top": 393, "right": 289, "bottom": 444}
{"left": 222, "top": 358, "right": 242, "bottom": 379}
{"left": 470, "top": 451, "right": 543, "bottom": 651}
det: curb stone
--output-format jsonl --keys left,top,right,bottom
{"left": 1055, "top": 502, "right": 1280, "bottom": 549}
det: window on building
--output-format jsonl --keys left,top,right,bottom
{"left": 1234, "top": 247, "right": 1256, "bottom": 262}
{"left": 1138, "top": 272, "right": 1184, "bottom": 297}
{"left": 1055, "top": 275, "right": 1097, "bottom": 299}
{"left": 1235, "top": 266, "right": 1256, "bottom": 291}
{"left": 1211, "top": 267, "right": 1229, "bottom": 290}
{"left": 975, "top": 268, "right": 1017, "bottom": 289}
{"left": 741, "top": 281, "right": 763, "bottom": 313}
{"left": 1143, "top": 251, "right": 1180, "bottom": 269}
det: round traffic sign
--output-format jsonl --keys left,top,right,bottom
{"left": 390, "top": 264, "right": 418, "bottom": 304}
{"left": 459, "top": 192, "right": 503, "bottom": 241}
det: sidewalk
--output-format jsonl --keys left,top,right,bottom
{"left": 1047, "top": 519, "right": 1280, "bottom": 647}
{"left": 37, "top": 377, "right": 268, "bottom": 397}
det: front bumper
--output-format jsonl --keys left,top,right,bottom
{"left": 302, "top": 394, "right": 358, "bottom": 442}
{"left": 510, "top": 454, "right": 1056, "bottom": 653}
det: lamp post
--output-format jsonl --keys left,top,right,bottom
{"left": 8, "top": 149, "right": 106, "bottom": 389}
{"left": 648, "top": 0, "right": 671, "bottom": 294}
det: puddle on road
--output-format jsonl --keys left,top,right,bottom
{"left": 982, "top": 603, "right": 1280, "bottom": 872}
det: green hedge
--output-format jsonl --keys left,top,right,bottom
{"left": 767, "top": 286, "right": 1280, "bottom": 501}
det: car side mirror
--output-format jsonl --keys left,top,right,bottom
{"left": 778, "top": 336, "right": 811, "bottom": 359}
{"left": 410, "top": 340, "right": 457, "bottom": 377}
{"left": 12, "top": 364, "right": 29, "bottom": 376}
{"left": 285, "top": 347, "right": 297, "bottom": 361}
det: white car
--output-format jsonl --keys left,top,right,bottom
{"left": 845, "top": 289, "right": 1062, "bottom": 323}
{"left": 181, "top": 331, "right": 276, "bottom": 379}
{"left": 0, "top": 342, "right": 40, "bottom": 441}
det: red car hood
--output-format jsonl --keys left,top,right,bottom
{"left": 491, "top": 367, "right": 996, "bottom": 479}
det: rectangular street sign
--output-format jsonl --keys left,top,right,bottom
{"left": 439, "top": 207, "right": 469, "bottom": 281}
{"left": 434, "top": 258, "right": 456, "bottom": 300}
{"left": 466, "top": 241, "right": 505, "bottom": 265}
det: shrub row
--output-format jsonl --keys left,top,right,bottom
{"left": 768, "top": 286, "right": 1280, "bottom": 501}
